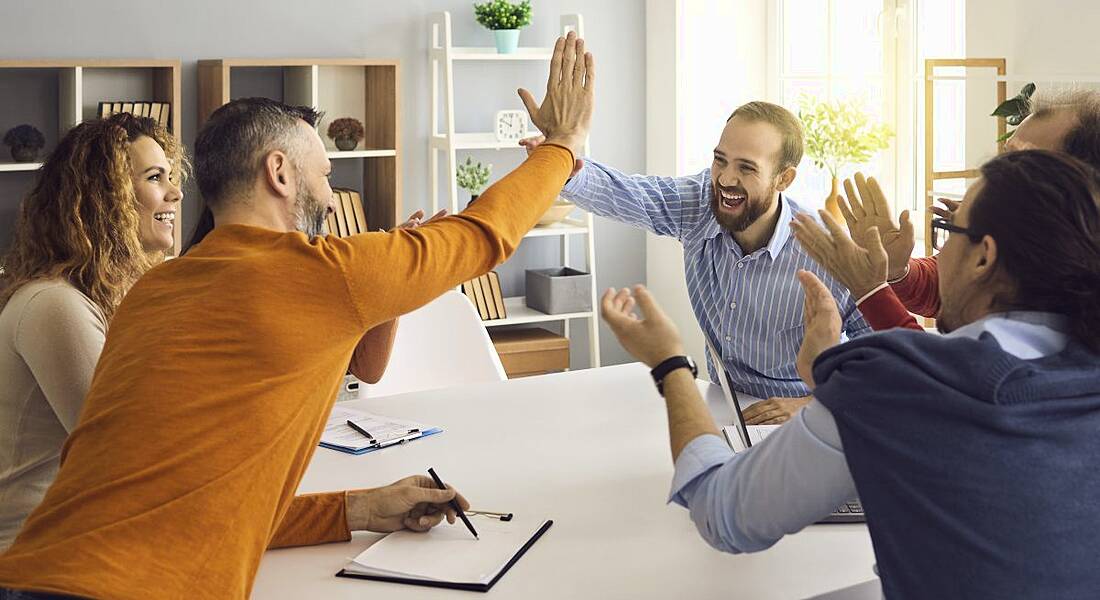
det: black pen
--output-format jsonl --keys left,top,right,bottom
{"left": 427, "top": 467, "right": 478, "bottom": 540}
{"left": 345, "top": 420, "right": 376, "bottom": 444}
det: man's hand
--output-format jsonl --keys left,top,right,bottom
{"left": 791, "top": 210, "right": 888, "bottom": 300}
{"left": 930, "top": 197, "right": 960, "bottom": 221}
{"left": 395, "top": 208, "right": 448, "bottom": 230}
{"left": 600, "top": 285, "right": 685, "bottom": 368}
{"left": 345, "top": 475, "right": 470, "bottom": 533}
{"left": 742, "top": 395, "right": 812, "bottom": 425}
{"left": 519, "top": 135, "right": 584, "bottom": 178}
{"left": 794, "top": 270, "right": 842, "bottom": 389}
{"left": 837, "top": 173, "right": 914, "bottom": 281}
{"left": 517, "top": 31, "right": 595, "bottom": 160}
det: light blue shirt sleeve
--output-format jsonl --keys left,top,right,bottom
{"left": 668, "top": 399, "right": 858, "bottom": 553}
{"left": 560, "top": 159, "right": 709, "bottom": 241}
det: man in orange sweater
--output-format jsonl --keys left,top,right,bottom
{"left": 0, "top": 33, "right": 594, "bottom": 600}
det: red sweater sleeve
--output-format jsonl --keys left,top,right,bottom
{"left": 858, "top": 287, "right": 924, "bottom": 331}
{"left": 890, "top": 256, "right": 941, "bottom": 318}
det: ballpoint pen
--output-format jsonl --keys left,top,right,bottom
{"left": 345, "top": 420, "right": 376, "bottom": 444}
{"left": 427, "top": 467, "right": 478, "bottom": 540}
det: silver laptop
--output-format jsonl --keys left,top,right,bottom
{"left": 706, "top": 341, "right": 865, "bottom": 524}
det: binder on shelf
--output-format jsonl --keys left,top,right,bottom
{"left": 486, "top": 271, "right": 507, "bottom": 318}
{"left": 479, "top": 276, "right": 499, "bottom": 320}
{"left": 341, "top": 189, "right": 363, "bottom": 234}
{"left": 98, "top": 102, "right": 110, "bottom": 118}
{"left": 332, "top": 190, "right": 350, "bottom": 236}
{"left": 112, "top": 102, "right": 123, "bottom": 114}
{"left": 121, "top": 102, "right": 134, "bottom": 115}
{"left": 462, "top": 277, "right": 489, "bottom": 320}
{"left": 349, "top": 190, "right": 369, "bottom": 234}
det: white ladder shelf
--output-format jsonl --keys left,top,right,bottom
{"left": 428, "top": 11, "right": 601, "bottom": 369}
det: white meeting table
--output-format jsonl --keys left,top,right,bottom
{"left": 252, "top": 363, "right": 876, "bottom": 599}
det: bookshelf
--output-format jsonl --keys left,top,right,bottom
{"left": 0, "top": 59, "right": 182, "bottom": 253}
{"left": 429, "top": 11, "right": 601, "bottom": 370}
{"left": 197, "top": 58, "right": 401, "bottom": 230}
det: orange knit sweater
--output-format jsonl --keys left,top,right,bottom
{"left": 0, "top": 144, "right": 573, "bottom": 599}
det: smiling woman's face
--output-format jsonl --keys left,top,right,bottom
{"left": 129, "top": 135, "right": 182, "bottom": 253}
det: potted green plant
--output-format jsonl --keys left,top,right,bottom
{"left": 3, "top": 124, "right": 46, "bottom": 163}
{"left": 474, "top": 0, "right": 532, "bottom": 54}
{"left": 992, "top": 82, "right": 1036, "bottom": 143}
{"left": 457, "top": 157, "right": 492, "bottom": 205}
{"left": 799, "top": 96, "right": 894, "bottom": 221}
{"left": 326, "top": 117, "right": 365, "bottom": 151}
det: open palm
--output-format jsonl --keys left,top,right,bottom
{"left": 837, "top": 173, "right": 914, "bottom": 280}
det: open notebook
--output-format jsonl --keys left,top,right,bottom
{"left": 337, "top": 515, "right": 553, "bottom": 592}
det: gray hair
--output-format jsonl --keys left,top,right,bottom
{"left": 193, "top": 97, "right": 322, "bottom": 206}
{"left": 1028, "top": 88, "right": 1100, "bottom": 172}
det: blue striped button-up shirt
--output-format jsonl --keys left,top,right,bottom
{"left": 561, "top": 160, "right": 870, "bottom": 398}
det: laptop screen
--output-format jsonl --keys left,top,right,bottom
{"left": 705, "top": 340, "right": 754, "bottom": 449}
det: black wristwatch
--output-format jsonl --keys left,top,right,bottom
{"left": 650, "top": 355, "right": 698, "bottom": 396}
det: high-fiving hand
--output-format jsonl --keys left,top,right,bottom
{"left": 517, "top": 31, "right": 595, "bottom": 160}
{"left": 599, "top": 285, "right": 684, "bottom": 369}
{"left": 794, "top": 270, "right": 842, "bottom": 389}
{"left": 836, "top": 173, "right": 914, "bottom": 281}
{"left": 791, "top": 209, "right": 889, "bottom": 301}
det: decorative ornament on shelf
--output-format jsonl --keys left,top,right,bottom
{"left": 799, "top": 95, "right": 894, "bottom": 221}
{"left": 495, "top": 109, "right": 529, "bottom": 142}
{"left": 474, "top": 0, "right": 532, "bottom": 54}
{"left": 536, "top": 200, "right": 575, "bottom": 227}
{"left": 456, "top": 157, "right": 492, "bottom": 205}
{"left": 991, "top": 82, "right": 1036, "bottom": 143}
{"left": 326, "top": 117, "right": 365, "bottom": 151}
{"left": 3, "top": 124, "right": 46, "bottom": 163}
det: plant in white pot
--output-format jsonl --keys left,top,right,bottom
{"left": 799, "top": 95, "right": 893, "bottom": 221}
{"left": 474, "top": 0, "right": 532, "bottom": 54}
{"left": 457, "top": 157, "right": 492, "bottom": 205}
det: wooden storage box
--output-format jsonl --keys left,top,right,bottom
{"left": 490, "top": 328, "right": 569, "bottom": 378}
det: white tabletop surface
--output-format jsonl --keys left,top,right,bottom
{"left": 251, "top": 363, "right": 876, "bottom": 599}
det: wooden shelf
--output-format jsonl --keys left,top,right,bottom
{"left": 0, "top": 59, "right": 181, "bottom": 253}
{"left": 198, "top": 58, "right": 401, "bottom": 229}
{"left": 326, "top": 149, "right": 397, "bottom": 159}
{"left": 0, "top": 161, "right": 43, "bottom": 172}
{"left": 524, "top": 219, "right": 588, "bottom": 238}
{"left": 430, "top": 132, "right": 539, "bottom": 150}
{"left": 433, "top": 47, "right": 554, "bottom": 61}
{"left": 483, "top": 297, "right": 594, "bottom": 327}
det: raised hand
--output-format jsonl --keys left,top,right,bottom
{"left": 599, "top": 285, "right": 684, "bottom": 368}
{"left": 791, "top": 210, "right": 889, "bottom": 301}
{"left": 930, "top": 197, "right": 960, "bottom": 222}
{"left": 517, "top": 31, "right": 595, "bottom": 159}
{"left": 794, "top": 270, "right": 842, "bottom": 389}
{"left": 837, "top": 173, "right": 914, "bottom": 281}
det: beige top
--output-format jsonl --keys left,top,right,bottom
{"left": 0, "top": 279, "right": 106, "bottom": 551}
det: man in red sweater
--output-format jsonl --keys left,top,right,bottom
{"left": 793, "top": 90, "right": 1100, "bottom": 331}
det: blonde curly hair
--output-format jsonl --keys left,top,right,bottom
{"left": 0, "top": 113, "right": 188, "bottom": 320}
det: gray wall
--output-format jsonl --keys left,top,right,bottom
{"left": 0, "top": 0, "right": 646, "bottom": 367}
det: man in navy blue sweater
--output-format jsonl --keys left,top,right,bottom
{"left": 600, "top": 149, "right": 1100, "bottom": 599}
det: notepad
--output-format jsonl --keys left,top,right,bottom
{"left": 337, "top": 516, "right": 552, "bottom": 592}
{"left": 319, "top": 405, "right": 442, "bottom": 455}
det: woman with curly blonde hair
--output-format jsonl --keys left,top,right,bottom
{"left": 0, "top": 113, "right": 185, "bottom": 550}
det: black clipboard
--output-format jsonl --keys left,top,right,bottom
{"left": 335, "top": 519, "right": 553, "bottom": 593}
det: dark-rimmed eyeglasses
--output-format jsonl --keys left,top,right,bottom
{"left": 930, "top": 217, "right": 982, "bottom": 250}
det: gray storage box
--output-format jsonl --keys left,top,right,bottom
{"left": 525, "top": 268, "right": 593, "bottom": 314}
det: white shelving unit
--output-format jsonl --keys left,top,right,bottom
{"left": 429, "top": 11, "right": 600, "bottom": 369}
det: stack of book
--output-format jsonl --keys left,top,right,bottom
{"left": 462, "top": 272, "right": 507, "bottom": 321}
{"left": 97, "top": 101, "right": 171, "bottom": 129}
{"left": 325, "top": 188, "right": 369, "bottom": 236}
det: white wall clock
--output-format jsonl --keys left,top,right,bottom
{"left": 495, "top": 109, "right": 529, "bottom": 142}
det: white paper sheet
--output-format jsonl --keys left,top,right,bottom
{"left": 343, "top": 515, "right": 549, "bottom": 584}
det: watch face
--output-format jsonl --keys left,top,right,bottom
{"left": 495, "top": 110, "right": 528, "bottom": 141}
